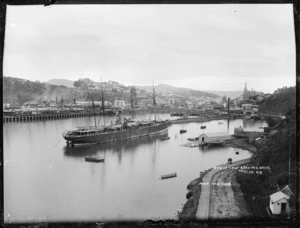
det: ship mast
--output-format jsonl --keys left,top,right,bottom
{"left": 130, "top": 91, "right": 134, "bottom": 118}
{"left": 227, "top": 97, "right": 230, "bottom": 132}
{"left": 88, "top": 90, "right": 97, "bottom": 128}
{"left": 153, "top": 80, "right": 156, "bottom": 122}
{"left": 92, "top": 97, "right": 97, "bottom": 128}
{"left": 101, "top": 77, "right": 105, "bottom": 126}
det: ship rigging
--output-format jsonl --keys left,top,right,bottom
{"left": 62, "top": 80, "right": 169, "bottom": 147}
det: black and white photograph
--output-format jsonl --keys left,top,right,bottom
{"left": 2, "top": 2, "right": 298, "bottom": 226}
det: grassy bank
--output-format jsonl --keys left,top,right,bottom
{"left": 178, "top": 169, "right": 211, "bottom": 219}
{"left": 236, "top": 109, "right": 297, "bottom": 218}
{"left": 224, "top": 138, "right": 257, "bottom": 153}
{"left": 179, "top": 138, "right": 256, "bottom": 219}
{"left": 171, "top": 115, "right": 240, "bottom": 124}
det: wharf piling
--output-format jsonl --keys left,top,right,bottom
{"left": 3, "top": 111, "right": 104, "bottom": 123}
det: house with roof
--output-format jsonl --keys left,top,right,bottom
{"left": 280, "top": 185, "right": 293, "bottom": 197}
{"left": 269, "top": 191, "right": 290, "bottom": 215}
{"left": 198, "top": 132, "right": 232, "bottom": 144}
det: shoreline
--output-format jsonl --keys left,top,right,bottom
{"left": 178, "top": 169, "right": 212, "bottom": 219}
{"left": 170, "top": 115, "right": 241, "bottom": 125}
{"left": 179, "top": 139, "right": 256, "bottom": 219}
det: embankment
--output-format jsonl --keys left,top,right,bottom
{"left": 224, "top": 138, "right": 257, "bottom": 153}
{"left": 178, "top": 169, "right": 211, "bottom": 219}
{"left": 179, "top": 139, "right": 256, "bottom": 219}
{"left": 171, "top": 115, "right": 240, "bottom": 125}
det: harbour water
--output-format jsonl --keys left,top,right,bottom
{"left": 4, "top": 114, "right": 267, "bottom": 222}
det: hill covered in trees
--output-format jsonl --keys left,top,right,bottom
{"left": 237, "top": 86, "right": 297, "bottom": 217}
{"left": 47, "top": 78, "right": 75, "bottom": 88}
{"left": 3, "top": 76, "right": 118, "bottom": 106}
{"left": 135, "top": 84, "right": 219, "bottom": 99}
{"left": 259, "top": 86, "right": 296, "bottom": 115}
{"left": 3, "top": 76, "right": 223, "bottom": 108}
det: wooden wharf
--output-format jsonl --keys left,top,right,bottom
{"left": 3, "top": 111, "right": 106, "bottom": 123}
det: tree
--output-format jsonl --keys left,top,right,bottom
{"left": 73, "top": 78, "right": 94, "bottom": 89}
{"left": 222, "top": 95, "right": 227, "bottom": 103}
{"left": 74, "top": 80, "right": 81, "bottom": 88}
{"left": 130, "top": 87, "right": 137, "bottom": 105}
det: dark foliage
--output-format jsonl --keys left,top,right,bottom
{"left": 259, "top": 87, "right": 296, "bottom": 115}
{"left": 237, "top": 89, "right": 297, "bottom": 217}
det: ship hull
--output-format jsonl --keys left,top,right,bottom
{"left": 63, "top": 122, "right": 169, "bottom": 145}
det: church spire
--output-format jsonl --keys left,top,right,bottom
{"left": 244, "top": 81, "right": 248, "bottom": 92}
{"left": 243, "top": 81, "right": 248, "bottom": 100}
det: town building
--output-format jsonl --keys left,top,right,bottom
{"left": 241, "top": 104, "right": 259, "bottom": 115}
{"left": 114, "top": 100, "right": 126, "bottom": 108}
{"left": 198, "top": 132, "right": 232, "bottom": 144}
{"left": 269, "top": 191, "right": 290, "bottom": 215}
{"left": 3, "top": 103, "right": 10, "bottom": 109}
{"left": 76, "top": 100, "right": 112, "bottom": 107}
{"left": 229, "top": 107, "right": 243, "bottom": 115}
{"left": 242, "top": 81, "right": 263, "bottom": 101}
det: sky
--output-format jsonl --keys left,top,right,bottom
{"left": 3, "top": 4, "right": 296, "bottom": 93}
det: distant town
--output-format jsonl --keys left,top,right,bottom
{"left": 3, "top": 76, "right": 290, "bottom": 121}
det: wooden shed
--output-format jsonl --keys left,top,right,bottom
{"left": 269, "top": 191, "right": 290, "bottom": 215}
{"left": 198, "top": 132, "right": 231, "bottom": 144}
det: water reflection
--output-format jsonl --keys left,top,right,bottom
{"left": 63, "top": 132, "right": 168, "bottom": 159}
{"left": 4, "top": 114, "right": 267, "bottom": 222}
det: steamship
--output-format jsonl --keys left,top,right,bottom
{"left": 62, "top": 82, "right": 169, "bottom": 146}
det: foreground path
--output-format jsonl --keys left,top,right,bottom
{"left": 196, "top": 158, "right": 251, "bottom": 220}
{"left": 209, "top": 169, "right": 251, "bottom": 218}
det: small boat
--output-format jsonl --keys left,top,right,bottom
{"left": 180, "top": 129, "right": 187, "bottom": 134}
{"left": 85, "top": 157, "right": 105, "bottom": 163}
{"left": 161, "top": 173, "right": 177, "bottom": 179}
{"left": 200, "top": 126, "right": 206, "bottom": 129}
{"left": 207, "top": 141, "right": 223, "bottom": 146}
{"left": 187, "top": 137, "right": 199, "bottom": 141}
{"left": 236, "top": 151, "right": 239, "bottom": 154}
{"left": 251, "top": 115, "right": 261, "bottom": 120}
{"left": 161, "top": 136, "right": 170, "bottom": 141}
{"left": 182, "top": 142, "right": 200, "bottom": 147}
{"left": 170, "top": 112, "right": 184, "bottom": 117}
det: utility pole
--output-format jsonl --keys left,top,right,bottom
{"left": 92, "top": 98, "right": 97, "bottom": 128}
{"left": 101, "top": 77, "right": 105, "bottom": 126}
{"left": 227, "top": 97, "right": 230, "bottom": 132}
{"left": 153, "top": 80, "right": 156, "bottom": 122}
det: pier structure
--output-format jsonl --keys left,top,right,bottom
{"left": 3, "top": 111, "right": 106, "bottom": 123}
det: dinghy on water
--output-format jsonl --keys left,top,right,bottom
{"left": 187, "top": 137, "right": 199, "bottom": 141}
{"left": 200, "top": 126, "right": 206, "bottom": 129}
{"left": 161, "top": 136, "right": 170, "bottom": 141}
{"left": 161, "top": 173, "right": 177, "bottom": 180}
{"left": 85, "top": 157, "right": 105, "bottom": 163}
{"left": 180, "top": 129, "right": 187, "bottom": 134}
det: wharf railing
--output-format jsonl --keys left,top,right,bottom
{"left": 3, "top": 111, "right": 107, "bottom": 123}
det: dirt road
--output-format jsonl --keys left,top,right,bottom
{"left": 209, "top": 169, "right": 251, "bottom": 218}
{"left": 196, "top": 158, "right": 251, "bottom": 219}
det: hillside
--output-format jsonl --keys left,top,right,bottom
{"left": 3, "top": 76, "right": 47, "bottom": 106}
{"left": 236, "top": 86, "right": 297, "bottom": 217}
{"left": 202, "top": 90, "right": 243, "bottom": 99}
{"left": 258, "top": 86, "right": 296, "bottom": 115}
{"left": 3, "top": 76, "right": 131, "bottom": 106}
{"left": 47, "top": 79, "right": 75, "bottom": 88}
{"left": 135, "top": 84, "right": 220, "bottom": 99}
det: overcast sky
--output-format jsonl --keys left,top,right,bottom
{"left": 3, "top": 4, "right": 295, "bottom": 93}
